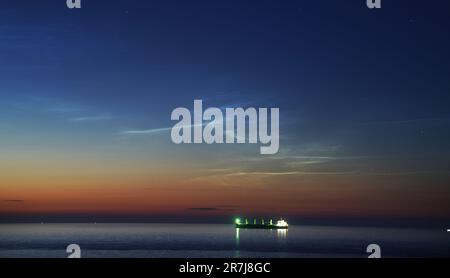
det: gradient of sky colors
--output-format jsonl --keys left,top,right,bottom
{"left": 1, "top": 0, "right": 450, "bottom": 226}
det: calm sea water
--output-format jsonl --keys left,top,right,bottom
{"left": 0, "top": 224, "right": 448, "bottom": 258}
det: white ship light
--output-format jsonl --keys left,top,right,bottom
{"left": 276, "top": 220, "right": 288, "bottom": 227}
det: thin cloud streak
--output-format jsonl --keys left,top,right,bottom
{"left": 121, "top": 123, "right": 206, "bottom": 135}
{"left": 121, "top": 127, "right": 172, "bottom": 135}
{"left": 70, "top": 115, "right": 113, "bottom": 122}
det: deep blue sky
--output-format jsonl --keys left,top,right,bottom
{"left": 1, "top": 0, "right": 450, "bottom": 118}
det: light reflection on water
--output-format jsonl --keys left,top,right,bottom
{"left": 277, "top": 229, "right": 287, "bottom": 239}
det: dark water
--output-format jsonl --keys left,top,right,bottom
{"left": 0, "top": 224, "right": 448, "bottom": 258}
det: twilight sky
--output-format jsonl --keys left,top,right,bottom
{"left": 1, "top": 0, "right": 450, "bottom": 226}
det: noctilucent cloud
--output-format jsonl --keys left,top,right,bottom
{"left": 1, "top": 0, "right": 449, "bottom": 226}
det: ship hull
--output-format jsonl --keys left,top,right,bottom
{"left": 235, "top": 224, "right": 288, "bottom": 229}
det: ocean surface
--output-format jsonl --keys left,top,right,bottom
{"left": 0, "top": 224, "right": 449, "bottom": 258}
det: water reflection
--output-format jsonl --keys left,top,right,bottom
{"left": 235, "top": 227, "right": 288, "bottom": 244}
{"left": 277, "top": 228, "right": 287, "bottom": 239}
{"left": 234, "top": 228, "right": 240, "bottom": 258}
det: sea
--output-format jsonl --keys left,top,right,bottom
{"left": 0, "top": 224, "right": 448, "bottom": 258}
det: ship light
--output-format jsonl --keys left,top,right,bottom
{"left": 235, "top": 218, "right": 241, "bottom": 225}
{"left": 276, "top": 219, "right": 288, "bottom": 227}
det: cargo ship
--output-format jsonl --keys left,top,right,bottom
{"left": 234, "top": 218, "right": 288, "bottom": 229}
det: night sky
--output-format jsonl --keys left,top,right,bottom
{"left": 1, "top": 0, "right": 450, "bottom": 227}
